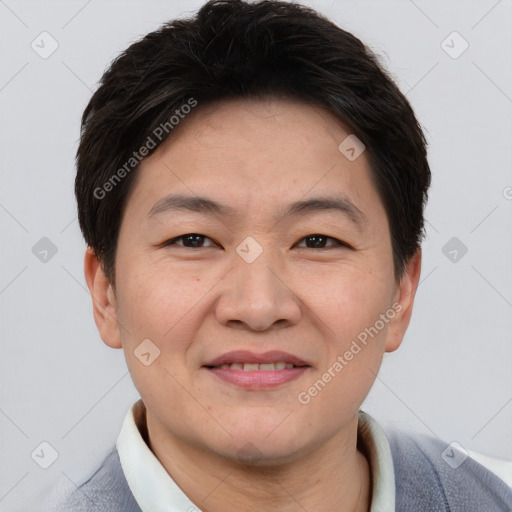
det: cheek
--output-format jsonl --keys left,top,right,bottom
{"left": 114, "top": 265, "right": 205, "bottom": 404}
{"left": 116, "top": 258, "right": 205, "bottom": 338}
{"left": 297, "top": 276, "right": 390, "bottom": 426}
{"left": 304, "top": 263, "right": 392, "bottom": 341}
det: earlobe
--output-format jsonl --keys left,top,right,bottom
{"left": 84, "top": 247, "right": 123, "bottom": 349}
{"left": 384, "top": 248, "right": 422, "bottom": 353}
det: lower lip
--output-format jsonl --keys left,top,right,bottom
{"left": 205, "top": 367, "right": 310, "bottom": 389}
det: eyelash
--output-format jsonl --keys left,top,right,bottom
{"left": 162, "top": 233, "right": 351, "bottom": 250}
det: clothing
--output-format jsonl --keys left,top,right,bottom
{"left": 46, "top": 400, "right": 512, "bottom": 511}
{"left": 117, "top": 400, "right": 395, "bottom": 512}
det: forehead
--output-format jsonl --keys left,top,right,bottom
{"left": 125, "top": 96, "right": 385, "bottom": 230}
{"left": 165, "top": 96, "right": 354, "bottom": 154}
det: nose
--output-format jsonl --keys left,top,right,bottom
{"left": 214, "top": 249, "right": 302, "bottom": 332}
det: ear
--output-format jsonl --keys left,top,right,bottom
{"left": 384, "top": 248, "right": 422, "bottom": 353}
{"left": 84, "top": 247, "right": 122, "bottom": 349}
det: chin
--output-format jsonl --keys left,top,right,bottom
{"left": 216, "top": 439, "right": 307, "bottom": 469}
{"left": 222, "top": 409, "right": 295, "bottom": 439}
{"left": 208, "top": 419, "right": 309, "bottom": 466}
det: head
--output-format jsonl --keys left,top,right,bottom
{"left": 80, "top": 0, "right": 430, "bottom": 465}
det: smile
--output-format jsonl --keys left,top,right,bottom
{"left": 213, "top": 362, "right": 297, "bottom": 371}
{"left": 202, "top": 350, "right": 311, "bottom": 389}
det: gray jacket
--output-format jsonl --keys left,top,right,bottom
{"left": 51, "top": 428, "right": 512, "bottom": 511}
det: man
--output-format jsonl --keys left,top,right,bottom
{"left": 49, "top": 0, "right": 512, "bottom": 510}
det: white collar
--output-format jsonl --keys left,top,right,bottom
{"left": 117, "top": 401, "right": 395, "bottom": 512}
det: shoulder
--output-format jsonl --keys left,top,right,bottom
{"left": 46, "top": 447, "right": 141, "bottom": 512}
{"left": 383, "top": 425, "right": 512, "bottom": 512}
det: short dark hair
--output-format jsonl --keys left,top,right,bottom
{"left": 75, "top": 0, "right": 431, "bottom": 286}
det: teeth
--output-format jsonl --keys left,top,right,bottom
{"left": 216, "top": 361, "right": 297, "bottom": 371}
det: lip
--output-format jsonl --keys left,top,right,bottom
{"left": 202, "top": 350, "right": 311, "bottom": 390}
{"left": 207, "top": 366, "right": 309, "bottom": 389}
{"left": 203, "top": 350, "right": 309, "bottom": 368}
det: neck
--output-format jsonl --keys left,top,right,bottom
{"left": 137, "top": 402, "right": 371, "bottom": 512}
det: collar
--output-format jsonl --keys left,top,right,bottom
{"left": 117, "top": 400, "right": 395, "bottom": 512}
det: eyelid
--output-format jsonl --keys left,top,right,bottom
{"left": 163, "top": 234, "right": 218, "bottom": 248}
{"left": 295, "top": 235, "right": 351, "bottom": 249}
{"left": 160, "top": 233, "right": 351, "bottom": 250}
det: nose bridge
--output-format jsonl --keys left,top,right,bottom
{"left": 237, "top": 249, "right": 280, "bottom": 300}
{"left": 215, "top": 240, "right": 301, "bottom": 331}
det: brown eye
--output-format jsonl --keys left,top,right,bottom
{"left": 296, "top": 234, "right": 348, "bottom": 249}
{"left": 165, "top": 233, "right": 217, "bottom": 248}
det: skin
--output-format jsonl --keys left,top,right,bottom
{"left": 85, "top": 96, "right": 421, "bottom": 512}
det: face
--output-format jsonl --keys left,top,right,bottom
{"left": 86, "top": 97, "right": 420, "bottom": 466}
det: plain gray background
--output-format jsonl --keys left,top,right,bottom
{"left": 1, "top": 0, "right": 511, "bottom": 510}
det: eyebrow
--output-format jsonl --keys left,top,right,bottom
{"left": 148, "top": 193, "right": 367, "bottom": 229}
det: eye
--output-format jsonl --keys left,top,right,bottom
{"left": 163, "top": 233, "right": 218, "bottom": 248}
{"left": 160, "top": 233, "right": 350, "bottom": 250}
{"left": 295, "top": 234, "right": 350, "bottom": 249}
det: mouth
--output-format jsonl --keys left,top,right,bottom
{"left": 208, "top": 362, "right": 301, "bottom": 371}
{"left": 203, "top": 350, "right": 311, "bottom": 389}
